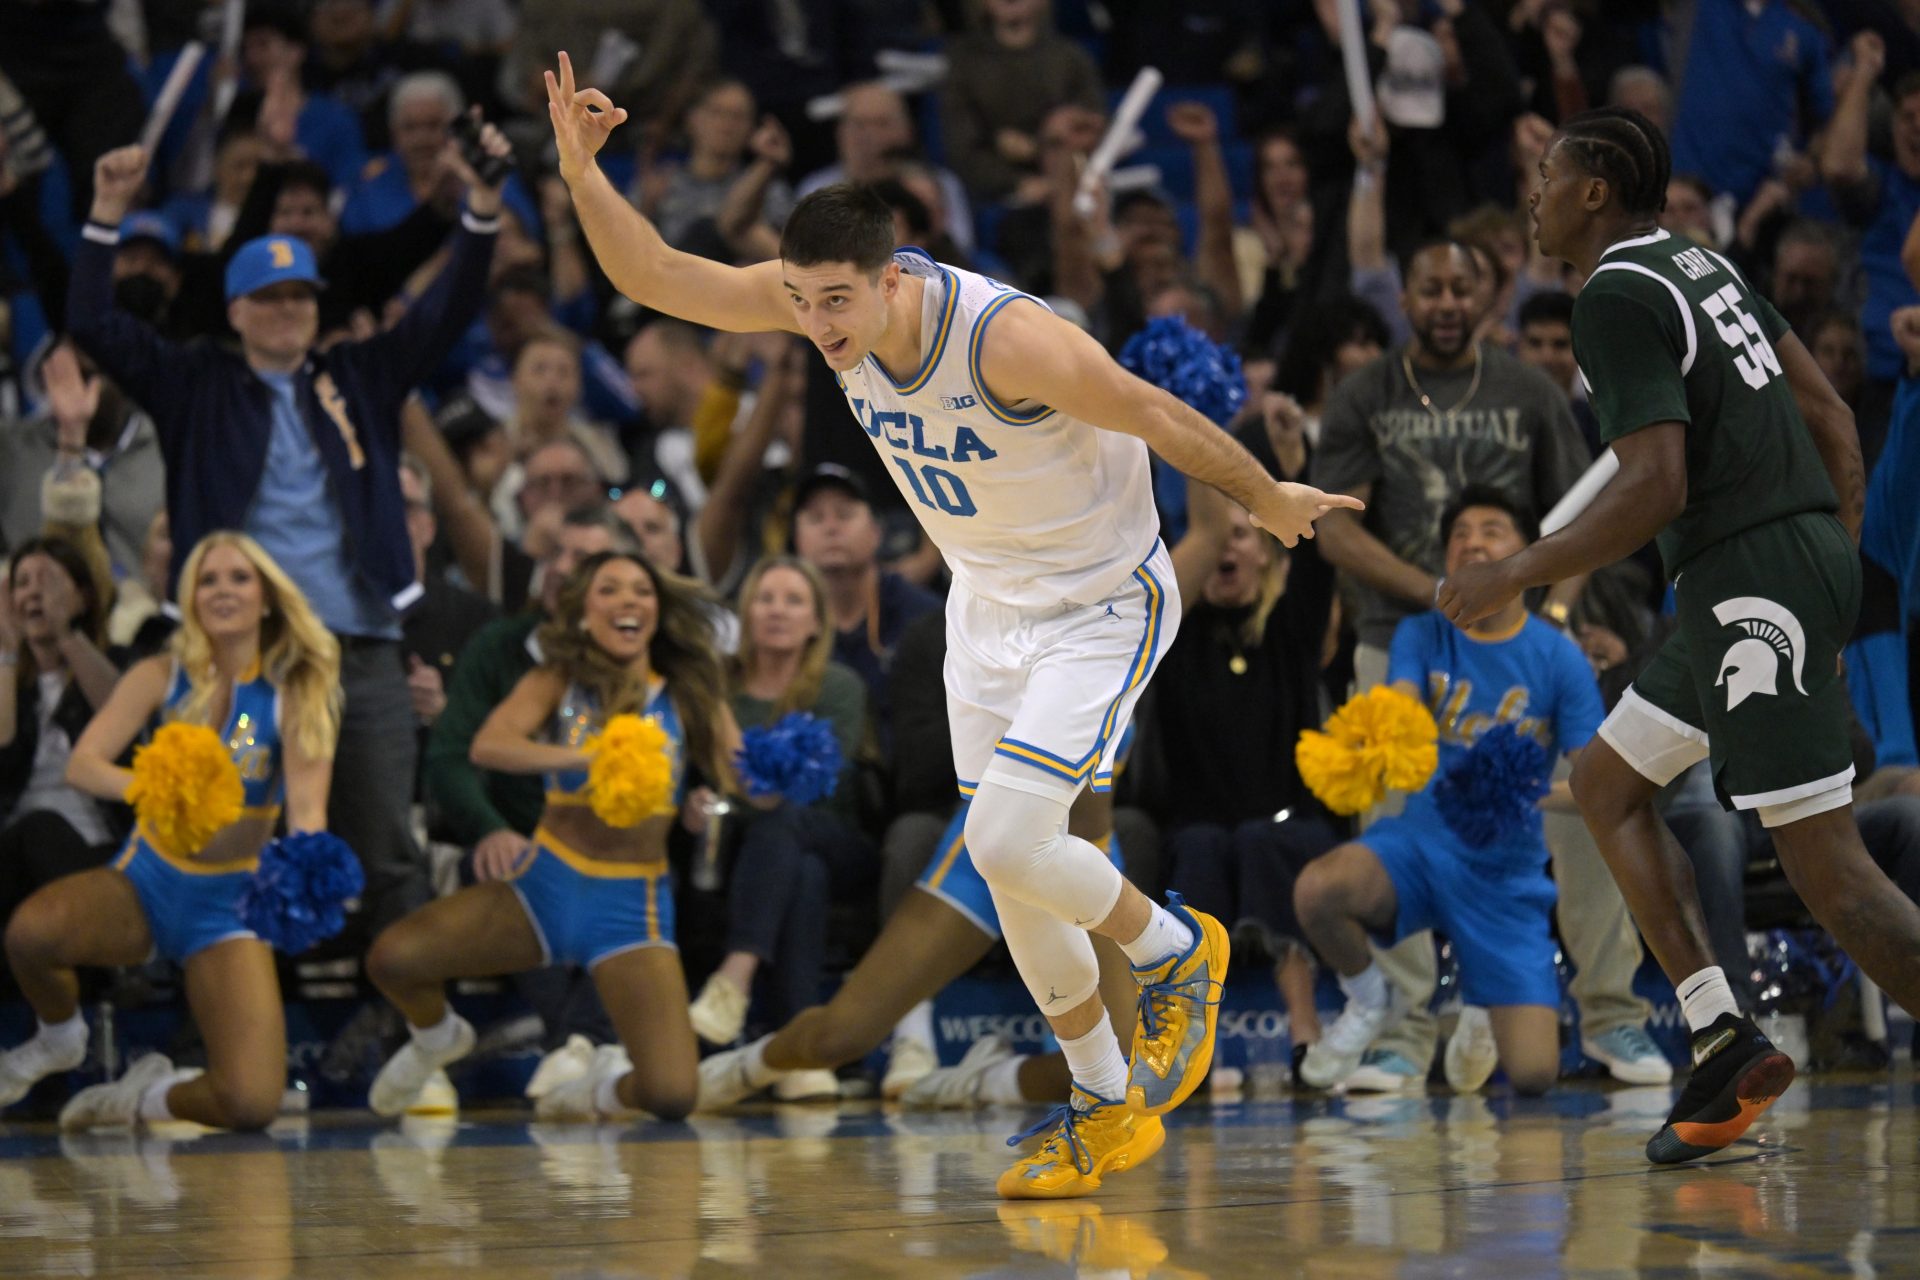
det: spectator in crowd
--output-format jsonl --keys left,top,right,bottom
{"left": 379, "top": 0, "right": 519, "bottom": 57}
{"left": 798, "top": 83, "right": 975, "bottom": 251}
{"left": 686, "top": 558, "right": 871, "bottom": 1069}
{"left": 1, "top": 342, "right": 163, "bottom": 585}
{"left": 1768, "top": 221, "right": 1844, "bottom": 343}
{"left": 790, "top": 465, "right": 941, "bottom": 757}
{"left": 306, "top": 0, "right": 440, "bottom": 133}
{"left": 399, "top": 455, "right": 497, "bottom": 746}
{"left": 238, "top": 6, "right": 370, "bottom": 192}
{"left": 1670, "top": 0, "right": 1834, "bottom": 207}
{"left": 341, "top": 72, "right": 535, "bottom": 236}
{"left": 643, "top": 78, "right": 794, "bottom": 251}
{"left": 0, "top": 536, "right": 125, "bottom": 962}
{"left": 66, "top": 128, "right": 509, "bottom": 946}
{"left": 941, "top": 0, "right": 1103, "bottom": 204}
{"left": 1607, "top": 66, "right": 1672, "bottom": 133}
{"left": 500, "top": 0, "right": 717, "bottom": 145}
{"left": 167, "top": 129, "right": 274, "bottom": 256}
{"left": 1514, "top": 290, "right": 1597, "bottom": 451}
{"left": 1243, "top": 127, "right": 1336, "bottom": 358}
{"left": 0, "top": 0, "right": 144, "bottom": 222}
{"left": 489, "top": 331, "right": 627, "bottom": 534}
{"left": 1260, "top": 297, "right": 1391, "bottom": 455}
{"left": 1661, "top": 174, "right": 1719, "bottom": 246}
{"left": 625, "top": 320, "right": 724, "bottom": 509}
{"left": 1811, "top": 312, "right": 1869, "bottom": 422}
{"left": 454, "top": 266, "right": 640, "bottom": 436}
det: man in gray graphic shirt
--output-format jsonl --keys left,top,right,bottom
{"left": 1313, "top": 242, "right": 1590, "bottom": 674}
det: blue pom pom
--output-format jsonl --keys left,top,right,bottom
{"left": 1117, "top": 316, "right": 1246, "bottom": 426}
{"left": 735, "top": 711, "right": 844, "bottom": 807}
{"left": 237, "top": 831, "right": 365, "bottom": 954}
{"left": 1433, "top": 724, "right": 1553, "bottom": 849}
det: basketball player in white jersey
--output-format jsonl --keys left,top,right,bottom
{"left": 546, "top": 53, "right": 1361, "bottom": 1198}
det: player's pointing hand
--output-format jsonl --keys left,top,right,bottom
{"left": 1248, "top": 483, "right": 1365, "bottom": 548}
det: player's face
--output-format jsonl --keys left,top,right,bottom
{"left": 1445, "top": 507, "right": 1527, "bottom": 575}
{"left": 783, "top": 261, "right": 895, "bottom": 371}
{"left": 1528, "top": 142, "right": 1584, "bottom": 260}
{"left": 746, "top": 566, "right": 820, "bottom": 655}
{"left": 1203, "top": 508, "right": 1277, "bottom": 608}
{"left": 1402, "top": 248, "right": 1477, "bottom": 362}
{"left": 582, "top": 558, "right": 658, "bottom": 665}
{"left": 793, "top": 490, "right": 880, "bottom": 572}
{"left": 192, "top": 544, "right": 268, "bottom": 641}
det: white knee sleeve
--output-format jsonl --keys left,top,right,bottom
{"left": 994, "top": 890, "right": 1103, "bottom": 1015}
{"left": 964, "top": 782, "right": 1125, "bottom": 927}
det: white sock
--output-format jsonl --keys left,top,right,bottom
{"left": 1057, "top": 1017, "right": 1129, "bottom": 1105}
{"left": 742, "top": 1034, "right": 781, "bottom": 1088}
{"left": 980, "top": 1055, "right": 1027, "bottom": 1104}
{"left": 1120, "top": 904, "right": 1195, "bottom": 969}
{"left": 411, "top": 1010, "right": 464, "bottom": 1055}
{"left": 137, "top": 1071, "right": 192, "bottom": 1123}
{"left": 893, "top": 1000, "right": 935, "bottom": 1049}
{"left": 593, "top": 1071, "right": 628, "bottom": 1116}
{"left": 38, "top": 1013, "right": 87, "bottom": 1052}
{"left": 1676, "top": 966, "right": 1741, "bottom": 1034}
{"left": 1338, "top": 963, "right": 1388, "bottom": 1012}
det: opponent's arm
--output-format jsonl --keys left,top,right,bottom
{"left": 976, "top": 302, "right": 1362, "bottom": 546}
{"left": 470, "top": 669, "right": 581, "bottom": 775}
{"left": 1776, "top": 329, "right": 1865, "bottom": 541}
{"left": 1438, "top": 422, "right": 1685, "bottom": 626}
{"left": 546, "top": 52, "right": 796, "bottom": 336}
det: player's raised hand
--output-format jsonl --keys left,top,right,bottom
{"left": 1248, "top": 482, "right": 1364, "bottom": 548}
{"left": 545, "top": 50, "right": 628, "bottom": 183}
{"left": 90, "top": 145, "right": 149, "bottom": 223}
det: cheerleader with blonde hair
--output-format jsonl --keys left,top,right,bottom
{"left": 365, "top": 550, "right": 737, "bottom": 1122}
{"left": 0, "top": 532, "right": 342, "bottom": 1130}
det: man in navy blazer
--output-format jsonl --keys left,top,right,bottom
{"left": 67, "top": 126, "right": 509, "bottom": 947}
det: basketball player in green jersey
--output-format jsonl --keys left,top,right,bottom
{"left": 1439, "top": 107, "right": 1920, "bottom": 1164}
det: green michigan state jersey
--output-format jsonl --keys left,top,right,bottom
{"left": 1572, "top": 228, "right": 1837, "bottom": 573}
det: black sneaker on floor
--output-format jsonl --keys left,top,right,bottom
{"left": 1645, "top": 1012, "right": 1796, "bottom": 1165}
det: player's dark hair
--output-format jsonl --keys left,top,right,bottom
{"left": 1517, "top": 290, "right": 1575, "bottom": 332}
{"left": 1441, "top": 485, "right": 1539, "bottom": 547}
{"left": 781, "top": 183, "right": 897, "bottom": 274}
{"left": 1557, "top": 107, "right": 1671, "bottom": 217}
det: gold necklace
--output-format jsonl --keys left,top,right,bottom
{"left": 1402, "top": 343, "right": 1483, "bottom": 419}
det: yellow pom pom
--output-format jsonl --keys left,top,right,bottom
{"left": 1295, "top": 686, "right": 1439, "bottom": 816}
{"left": 127, "top": 722, "right": 245, "bottom": 856}
{"left": 585, "top": 713, "right": 676, "bottom": 828}
{"left": 1296, "top": 729, "right": 1382, "bottom": 816}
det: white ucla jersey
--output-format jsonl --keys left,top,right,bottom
{"left": 834, "top": 250, "right": 1159, "bottom": 608}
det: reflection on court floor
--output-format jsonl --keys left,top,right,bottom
{"left": 0, "top": 1077, "right": 1914, "bottom": 1278}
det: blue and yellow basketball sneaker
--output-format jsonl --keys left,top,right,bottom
{"left": 1125, "top": 894, "right": 1228, "bottom": 1116}
{"left": 997, "top": 1088, "right": 1165, "bottom": 1200}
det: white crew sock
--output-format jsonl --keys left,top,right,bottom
{"left": 594, "top": 1071, "right": 628, "bottom": 1116}
{"left": 1338, "top": 962, "right": 1389, "bottom": 1012}
{"left": 1057, "top": 1017, "right": 1129, "bottom": 1105}
{"left": 137, "top": 1070, "right": 195, "bottom": 1123}
{"left": 893, "top": 1000, "right": 935, "bottom": 1049}
{"left": 411, "top": 1010, "right": 464, "bottom": 1055}
{"left": 1676, "top": 966, "right": 1741, "bottom": 1034}
{"left": 39, "top": 1012, "right": 87, "bottom": 1052}
{"left": 980, "top": 1056, "right": 1027, "bottom": 1105}
{"left": 1120, "top": 904, "right": 1195, "bottom": 969}
{"left": 741, "top": 1034, "right": 781, "bottom": 1088}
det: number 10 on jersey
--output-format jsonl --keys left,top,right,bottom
{"left": 891, "top": 457, "right": 977, "bottom": 517}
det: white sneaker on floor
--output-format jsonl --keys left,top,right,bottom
{"left": 1299, "top": 1000, "right": 1394, "bottom": 1090}
{"left": 58, "top": 1054, "right": 186, "bottom": 1131}
{"left": 1444, "top": 1006, "right": 1500, "bottom": 1094}
{"left": 406, "top": 1071, "right": 459, "bottom": 1117}
{"left": 688, "top": 975, "right": 750, "bottom": 1046}
{"left": 900, "top": 1034, "right": 1015, "bottom": 1110}
{"left": 525, "top": 1034, "right": 596, "bottom": 1100}
{"left": 369, "top": 1016, "right": 477, "bottom": 1118}
{"left": 0, "top": 1027, "right": 88, "bottom": 1108}
{"left": 772, "top": 1068, "right": 840, "bottom": 1102}
{"left": 1344, "top": 1049, "right": 1426, "bottom": 1093}
{"left": 535, "top": 1045, "right": 634, "bottom": 1122}
{"left": 880, "top": 1035, "right": 938, "bottom": 1100}
{"left": 698, "top": 1041, "right": 773, "bottom": 1111}
{"left": 1581, "top": 1024, "right": 1674, "bottom": 1085}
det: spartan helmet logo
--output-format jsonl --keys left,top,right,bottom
{"left": 1713, "top": 597, "right": 1807, "bottom": 711}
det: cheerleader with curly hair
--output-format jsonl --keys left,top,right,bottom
{"left": 365, "top": 550, "right": 736, "bottom": 1122}
{"left": 0, "top": 532, "right": 342, "bottom": 1129}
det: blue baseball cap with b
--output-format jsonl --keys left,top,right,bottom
{"left": 120, "top": 211, "right": 181, "bottom": 259}
{"left": 224, "top": 234, "right": 325, "bottom": 302}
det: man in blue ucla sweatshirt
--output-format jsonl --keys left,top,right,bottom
{"left": 67, "top": 128, "right": 507, "bottom": 942}
{"left": 1295, "top": 486, "right": 1605, "bottom": 1095}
